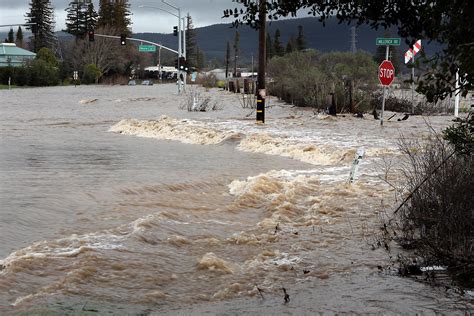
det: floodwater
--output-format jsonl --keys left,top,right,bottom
{"left": 0, "top": 84, "right": 472, "bottom": 314}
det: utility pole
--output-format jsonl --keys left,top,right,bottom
{"left": 256, "top": 0, "right": 266, "bottom": 124}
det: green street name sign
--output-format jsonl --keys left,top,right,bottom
{"left": 376, "top": 38, "right": 401, "bottom": 46}
{"left": 138, "top": 45, "right": 156, "bottom": 52}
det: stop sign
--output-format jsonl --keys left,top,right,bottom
{"left": 378, "top": 60, "right": 395, "bottom": 86}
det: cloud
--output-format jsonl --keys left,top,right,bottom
{"left": 0, "top": 0, "right": 241, "bottom": 33}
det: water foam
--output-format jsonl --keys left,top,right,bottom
{"left": 109, "top": 116, "right": 238, "bottom": 145}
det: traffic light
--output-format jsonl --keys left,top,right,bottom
{"left": 173, "top": 26, "right": 178, "bottom": 36}
{"left": 179, "top": 57, "right": 186, "bottom": 68}
{"left": 88, "top": 30, "right": 94, "bottom": 42}
{"left": 174, "top": 58, "right": 179, "bottom": 69}
{"left": 120, "top": 34, "right": 126, "bottom": 46}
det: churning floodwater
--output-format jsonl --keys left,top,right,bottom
{"left": 0, "top": 85, "right": 472, "bottom": 314}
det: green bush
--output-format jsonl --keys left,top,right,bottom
{"left": 267, "top": 50, "right": 378, "bottom": 111}
{"left": 28, "top": 59, "right": 60, "bottom": 86}
{"left": 14, "top": 67, "right": 30, "bottom": 86}
{"left": 216, "top": 80, "right": 226, "bottom": 89}
{"left": 82, "top": 64, "right": 101, "bottom": 84}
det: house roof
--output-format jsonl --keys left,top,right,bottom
{"left": 0, "top": 43, "right": 36, "bottom": 67}
{"left": 0, "top": 43, "right": 36, "bottom": 58}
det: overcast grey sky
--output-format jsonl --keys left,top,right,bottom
{"left": 0, "top": 0, "right": 244, "bottom": 33}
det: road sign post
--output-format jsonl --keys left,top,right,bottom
{"left": 378, "top": 57, "right": 395, "bottom": 126}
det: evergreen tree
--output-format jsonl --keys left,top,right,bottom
{"left": 286, "top": 36, "right": 295, "bottom": 54}
{"left": 65, "top": 1, "right": 97, "bottom": 40}
{"left": 186, "top": 15, "right": 197, "bottom": 68}
{"left": 233, "top": 31, "right": 240, "bottom": 76}
{"left": 16, "top": 27, "right": 24, "bottom": 48}
{"left": 274, "top": 29, "right": 284, "bottom": 56}
{"left": 7, "top": 28, "right": 14, "bottom": 43}
{"left": 296, "top": 25, "right": 306, "bottom": 51}
{"left": 84, "top": 3, "right": 98, "bottom": 32}
{"left": 25, "top": 0, "right": 56, "bottom": 52}
{"left": 225, "top": 41, "right": 230, "bottom": 78}
{"left": 266, "top": 32, "right": 274, "bottom": 60}
{"left": 97, "top": 0, "right": 131, "bottom": 35}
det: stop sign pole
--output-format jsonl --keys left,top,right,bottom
{"left": 379, "top": 46, "right": 393, "bottom": 126}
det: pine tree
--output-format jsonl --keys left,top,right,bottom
{"left": 84, "top": 3, "right": 98, "bottom": 32}
{"left": 286, "top": 36, "right": 295, "bottom": 54}
{"left": 233, "top": 31, "right": 240, "bottom": 76}
{"left": 65, "top": 1, "right": 97, "bottom": 40}
{"left": 16, "top": 27, "right": 24, "bottom": 48}
{"left": 64, "top": 1, "right": 84, "bottom": 39}
{"left": 296, "top": 25, "right": 306, "bottom": 51}
{"left": 186, "top": 15, "right": 197, "bottom": 68}
{"left": 274, "top": 29, "right": 284, "bottom": 56}
{"left": 25, "top": 0, "right": 56, "bottom": 52}
{"left": 266, "top": 32, "right": 274, "bottom": 60}
{"left": 7, "top": 28, "right": 14, "bottom": 43}
{"left": 97, "top": 0, "right": 131, "bottom": 35}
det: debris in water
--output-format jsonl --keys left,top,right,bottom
{"left": 274, "top": 223, "right": 280, "bottom": 234}
{"left": 255, "top": 284, "right": 265, "bottom": 299}
{"left": 387, "top": 113, "right": 397, "bottom": 120}
{"left": 303, "top": 269, "right": 310, "bottom": 274}
{"left": 398, "top": 114, "right": 410, "bottom": 121}
{"left": 282, "top": 287, "right": 290, "bottom": 304}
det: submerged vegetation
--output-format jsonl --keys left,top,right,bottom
{"left": 267, "top": 50, "right": 377, "bottom": 111}
{"left": 381, "top": 114, "right": 474, "bottom": 287}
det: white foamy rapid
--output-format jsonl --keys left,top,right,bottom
{"left": 109, "top": 115, "right": 396, "bottom": 166}
{"left": 109, "top": 116, "right": 239, "bottom": 145}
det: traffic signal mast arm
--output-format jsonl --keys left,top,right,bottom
{"left": 92, "top": 33, "right": 179, "bottom": 55}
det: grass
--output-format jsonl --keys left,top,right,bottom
{"left": 0, "top": 84, "right": 18, "bottom": 89}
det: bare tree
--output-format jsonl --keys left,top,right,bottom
{"left": 71, "top": 25, "right": 122, "bottom": 80}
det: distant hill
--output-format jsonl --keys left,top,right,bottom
{"left": 133, "top": 17, "right": 442, "bottom": 63}
{"left": 1, "top": 17, "right": 441, "bottom": 64}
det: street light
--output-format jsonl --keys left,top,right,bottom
{"left": 139, "top": 3, "right": 187, "bottom": 92}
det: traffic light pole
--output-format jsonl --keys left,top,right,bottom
{"left": 182, "top": 15, "right": 187, "bottom": 92}
{"left": 94, "top": 34, "right": 178, "bottom": 55}
{"left": 256, "top": 0, "right": 266, "bottom": 124}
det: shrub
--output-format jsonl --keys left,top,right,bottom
{"left": 216, "top": 80, "right": 226, "bottom": 89}
{"left": 82, "top": 64, "right": 101, "bottom": 84}
{"left": 267, "top": 50, "right": 378, "bottom": 111}
{"left": 199, "top": 74, "right": 217, "bottom": 88}
{"left": 29, "top": 59, "right": 60, "bottom": 86}
{"left": 370, "top": 91, "right": 414, "bottom": 113}
{"left": 390, "top": 117, "right": 473, "bottom": 287}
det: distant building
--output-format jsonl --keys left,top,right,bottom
{"left": 0, "top": 43, "right": 36, "bottom": 67}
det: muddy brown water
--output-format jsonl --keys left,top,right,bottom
{"left": 0, "top": 85, "right": 472, "bottom": 314}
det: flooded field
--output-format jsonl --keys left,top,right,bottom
{"left": 0, "top": 84, "right": 472, "bottom": 314}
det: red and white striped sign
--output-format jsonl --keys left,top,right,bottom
{"left": 405, "top": 39, "right": 422, "bottom": 63}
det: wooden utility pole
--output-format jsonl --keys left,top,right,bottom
{"left": 256, "top": 0, "right": 266, "bottom": 124}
